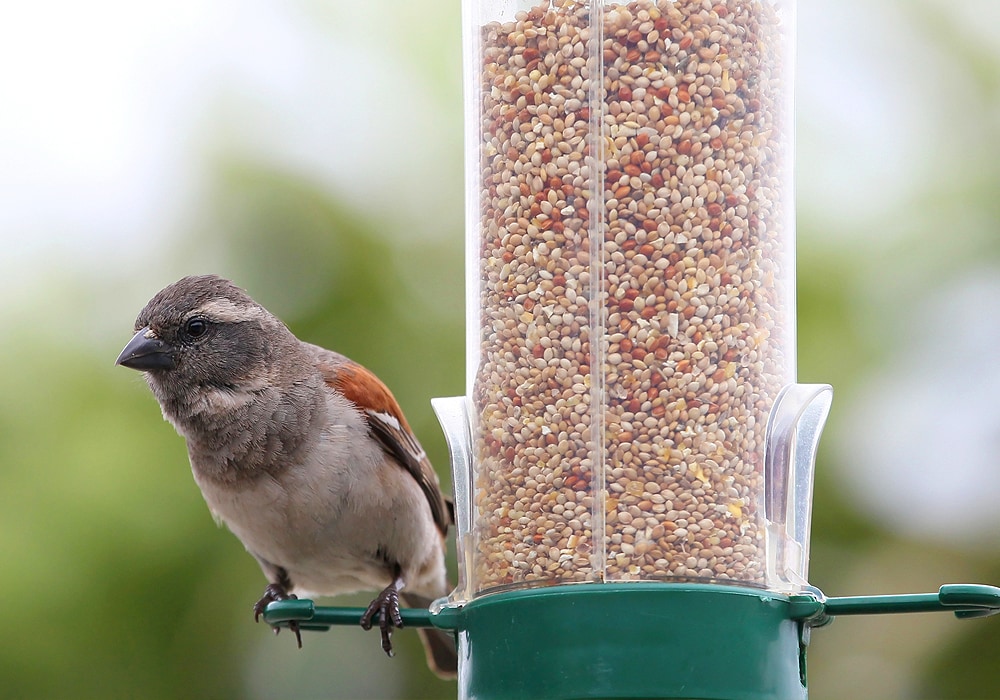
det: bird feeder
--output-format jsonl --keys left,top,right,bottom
{"left": 262, "top": 0, "right": 1000, "bottom": 697}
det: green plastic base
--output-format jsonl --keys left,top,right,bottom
{"left": 449, "top": 584, "right": 807, "bottom": 700}
{"left": 260, "top": 581, "right": 1000, "bottom": 698}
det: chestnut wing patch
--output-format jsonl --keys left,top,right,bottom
{"left": 324, "top": 361, "right": 451, "bottom": 536}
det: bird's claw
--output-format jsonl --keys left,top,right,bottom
{"left": 360, "top": 582, "right": 403, "bottom": 657}
{"left": 253, "top": 583, "right": 302, "bottom": 648}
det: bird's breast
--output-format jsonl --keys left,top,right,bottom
{"left": 190, "top": 409, "right": 397, "bottom": 595}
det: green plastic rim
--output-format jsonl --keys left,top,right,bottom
{"left": 261, "top": 582, "right": 1000, "bottom": 631}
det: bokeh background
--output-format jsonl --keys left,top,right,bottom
{"left": 2, "top": 0, "right": 999, "bottom": 698}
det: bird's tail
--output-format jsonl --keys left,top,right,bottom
{"left": 400, "top": 592, "right": 458, "bottom": 680}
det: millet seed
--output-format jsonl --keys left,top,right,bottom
{"left": 472, "top": 0, "right": 793, "bottom": 593}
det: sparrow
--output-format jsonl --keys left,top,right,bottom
{"left": 115, "top": 274, "right": 457, "bottom": 678}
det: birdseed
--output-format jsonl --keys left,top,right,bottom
{"left": 471, "top": 0, "right": 793, "bottom": 593}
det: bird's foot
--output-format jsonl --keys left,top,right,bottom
{"left": 253, "top": 583, "right": 302, "bottom": 648}
{"left": 360, "top": 580, "right": 404, "bottom": 657}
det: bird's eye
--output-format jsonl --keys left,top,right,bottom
{"left": 183, "top": 318, "right": 208, "bottom": 340}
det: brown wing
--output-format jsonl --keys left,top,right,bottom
{"left": 320, "top": 355, "right": 451, "bottom": 536}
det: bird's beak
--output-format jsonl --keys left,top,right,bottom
{"left": 116, "top": 327, "right": 176, "bottom": 371}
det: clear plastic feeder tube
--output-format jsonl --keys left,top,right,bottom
{"left": 464, "top": 0, "right": 797, "bottom": 597}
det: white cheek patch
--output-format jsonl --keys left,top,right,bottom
{"left": 201, "top": 387, "right": 254, "bottom": 412}
{"left": 195, "top": 298, "right": 265, "bottom": 324}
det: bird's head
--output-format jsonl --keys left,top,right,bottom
{"left": 116, "top": 275, "right": 292, "bottom": 399}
